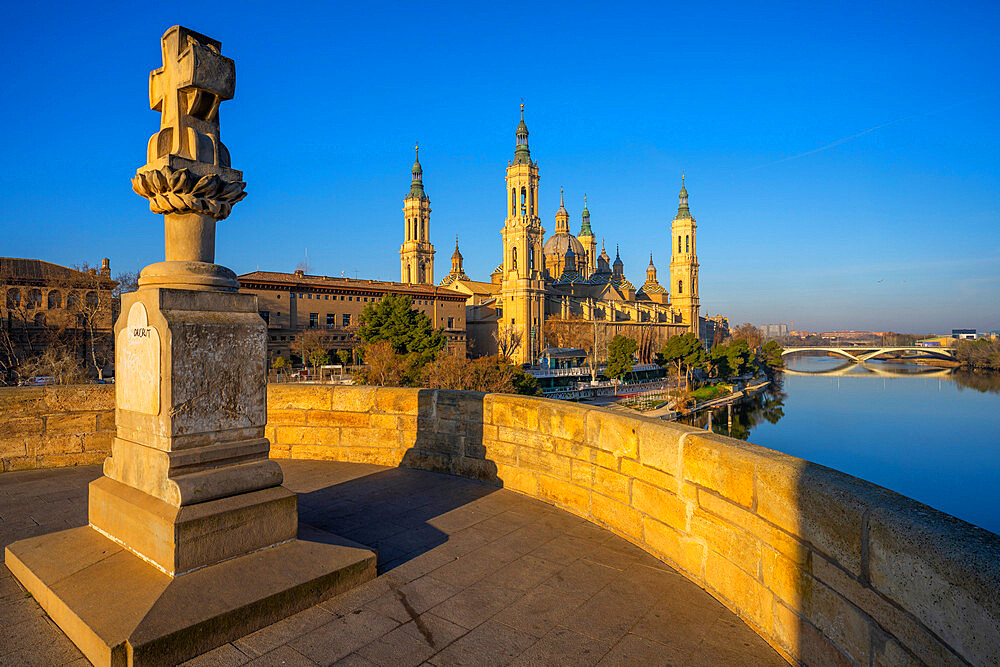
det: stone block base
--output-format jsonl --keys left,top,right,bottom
{"left": 89, "top": 476, "right": 298, "bottom": 576}
{"left": 4, "top": 524, "right": 376, "bottom": 666}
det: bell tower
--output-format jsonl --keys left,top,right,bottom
{"left": 578, "top": 194, "right": 597, "bottom": 276}
{"left": 400, "top": 144, "right": 435, "bottom": 284}
{"left": 669, "top": 175, "right": 700, "bottom": 334}
{"left": 500, "top": 104, "right": 545, "bottom": 365}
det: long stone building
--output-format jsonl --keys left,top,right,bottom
{"left": 237, "top": 270, "right": 467, "bottom": 365}
{"left": 401, "top": 106, "right": 726, "bottom": 364}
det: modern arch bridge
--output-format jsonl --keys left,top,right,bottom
{"left": 780, "top": 345, "right": 956, "bottom": 363}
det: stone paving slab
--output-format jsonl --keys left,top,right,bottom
{"left": 0, "top": 461, "right": 784, "bottom": 666}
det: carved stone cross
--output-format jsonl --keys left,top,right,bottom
{"left": 132, "top": 26, "right": 246, "bottom": 223}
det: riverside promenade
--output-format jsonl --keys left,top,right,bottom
{"left": 0, "top": 460, "right": 781, "bottom": 666}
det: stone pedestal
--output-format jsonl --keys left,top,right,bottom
{"left": 3, "top": 25, "right": 376, "bottom": 666}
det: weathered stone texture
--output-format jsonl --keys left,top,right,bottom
{"left": 0, "top": 386, "right": 114, "bottom": 471}
{"left": 9, "top": 383, "right": 1000, "bottom": 667}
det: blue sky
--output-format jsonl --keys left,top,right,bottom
{"left": 2, "top": 1, "right": 997, "bottom": 333}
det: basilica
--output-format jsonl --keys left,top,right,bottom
{"left": 400, "top": 106, "right": 724, "bottom": 365}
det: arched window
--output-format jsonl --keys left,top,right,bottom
{"left": 48, "top": 290, "right": 61, "bottom": 309}
{"left": 66, "top": 291, "right": 79, "bottom": 308}
{"left": 685, "top": 235, "right": 689, "bottom": 253}
{"left": 677, "top": 236, "right": 681, "bottom": 253}
{"left": 529, "top": 184, "right": 534, "bottom": 217}
{"left": 520, "top": 187, "right": 527, "bottom": 216}
{"left": 86, "top": 291, "right": 98, "bottom": 308}
{"left": 407, "top": 265, "right": 411, "bottom": 282}
{"left": 678, "top": 280, "right": 683, "bottom": 294}
{"left": 529, "top": 248, "right": 535, "bottom": 270}
{"left": 6, "top": 288, "right": 21, "bottom": 308}
{"left": 512, "top": 247, "right": 518, "bottom": 270}
{"left": 511, "top": 188, "right": 516, "bottom": 215}
{"left": 27, "top": 289, "right": 42, "bottom": 309}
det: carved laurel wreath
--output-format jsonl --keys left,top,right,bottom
{"left": 131, "top": 166, "right": 247, "bottom": 220}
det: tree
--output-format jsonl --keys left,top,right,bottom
{"left": 731, "top": 322, "right": 764, "bottom": 352}
{"left": 354, "top": 340, "right": 422, "bottom": 387}
{"left": 723, "top": 339, "right": 753, "bottom": 378}
{"left": 493, "top": 321, "right": 524, "bottom": 363}
{"left": 606, "top": 335, "right": 639, "bottom": 390}
{"left": 335, "top": 349, "right": 352, "bottom": 366}
{"left": 272, "top": 355, "right": 289, "bottom": 376}
{"left": 357, "top": 293, "right": 445, "bottom": 362}
{"left": 420, "top": 353, "right": 541, "bottom": 395}
{"left": 16, "top": 345, "right": 87, "bottom": 385}
{"left": 761, "top": 340, "right": 785, "bottom": 370}
{"left": 68, "top": 263, "right": 116, "bottom": 378}
{"left": 298, "top": 329, "right": 331, "bottom": 372}
{"left": 658, "top": 333, "right": 706, "bottom": 388}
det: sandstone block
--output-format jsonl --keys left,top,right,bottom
{"left": 268, "top": 443, "right": 291, "bottom": 458}
{"left": 704, "top": 550, "right": 774, "bottom": 638}
{"left": 690, "top": 508, "right": 763, "bottom": 579}
{"left": 760, "top": 546, "right": 812, "bottom": 610}
{"left": 82, "top": 431, "right": 114, "bottom": 452}
{"left": 345, "top": 447, "right": 404, "bottom": 466}
{"left": 868, "top": 502, "right": 1000, "bottom": 666}
{"left": 275, "top": 426, "right": 340, "bottom": 447}
{"left": 554, "top": 438, "right": 596, "bottom": 463}
{"left": 518, "top": 446, "right": 572, "bottom": 480}
{"left": 491, "top": 396, "right": 539, "bottom": 431}
{"left": 45, "top": 385, "right": 115, "bottom": 412}
{"left": 631, "top": 480, "right": 688, "bottom": 530}
{"left": 812, "top": 552, "right": 961, "bottom": 666}
{"left": 697, "top": 488, "right": 808, "bottom": 565}
{"left": 374, "top": 386, "right": 422, "bottom": 415}
{"left": 289, "top": 444, "right": 344, "bottom": 460}
{"left": 3, "top": 455, "right": 37, "bottom": 471}
{"left": 265, "top": 409, "right": 306, "bottom": 425}
{"left": 0, "top": 437, "right": 27, "bottom": 458}
{"left": 773, "top": 600, "right": 853, "bottom": 667}
{"left": 591, "top": 492, "right": 641, "bottom": 540}
{"left": 329, "top": 385, "right": 376, "bottom": 412}
{"left": 0, "top": 386, "right": 45, "bottom": 412}
{"left": 46, "top": 412, "right": 97, "bottom": 435}
{"left": 38, "top": 452, "right": 107, "bottom": 468}
{"left": 481, "top": 437, "right": 518, "bottom": 467}
{"left": 497, "top": 425, "right": 559, "bottom": 452}
{"left": 641, "top": 515, "right": 705, "bottom": 577}
{"left": 755, "top": 454, "right": 867, "bottom": 576}
{"left": 594, "top": 466, "right": 630, "bottom": 504}
{"left": 807, "top": 575, "right": 872, "bottom": 665}
{"left": 495, "top": 463, "right": 537, "bottom": 495}
{"left": 435, "top": 390, "right": 487, "bottom": 421}
{"left": 681, "top": 432, "right": 755, "bottom": 509}
{"left": 33, "top": 433, "right": 84, "bottom": 455}
{"left": 637, "top": 421, "right": 695, "bottom": 476}
{"left": 620, "top": 458, "right": 681, "bottom": 495}
{"left": 0, "top": 416, "right": 44, "bottom": 439}
{"left": 340, "top": 427, "right": 398, "bottom": 449}
{"left": 538, "top": 404, "right": 587, "bottom": 442}
{"left": 268, "top": 385, "right": 333, "bottom": 411}
{"left": 585, "top": 410, "right": 638, "bottom": 457}
{"left": 305, "top": 410, "right": 367, "bottom": 428}
{"left": 536, "top": 474, "right": 590, "bottom": 514}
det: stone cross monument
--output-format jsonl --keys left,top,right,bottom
{"left": 5, "top": 26, "right": 374, "bottom": 666}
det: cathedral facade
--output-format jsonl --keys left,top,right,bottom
{"left": 403, "top": 107, "right": 722, "bottom": 365}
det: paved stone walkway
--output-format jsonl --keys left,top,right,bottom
{"left": 0, "top": 461, "right": 784, "bottom": 666}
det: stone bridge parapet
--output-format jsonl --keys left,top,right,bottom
{"left": 2, "top": 384, "right": 998, "bottom": 665}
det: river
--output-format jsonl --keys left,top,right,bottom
{"left": 683, "top": 355, "right": 1000, "bottom": 535}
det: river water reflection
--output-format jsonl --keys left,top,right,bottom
{"left": 683, "top": 355, "right": 1000, "bottom": 534}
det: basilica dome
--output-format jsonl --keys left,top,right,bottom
{"left": 543, "top": 232, "right": 586, "bottom": 259}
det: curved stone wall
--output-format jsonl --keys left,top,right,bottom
{"left": 3, "top": 384, "right": 998, "bottom": 663}
{"left": 266, "top": 385, "right": 1000, "bottom": 666}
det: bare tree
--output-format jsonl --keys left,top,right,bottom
{"left": 68, "top": 264, "right": 116, "bottom": 378}
{"left": 492, "top": 322, "right": 523, "bottom": 363}
{"left": 544, "top": 318, "right": 608, "bottom": 382}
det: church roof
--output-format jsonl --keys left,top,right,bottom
{"left": 543, "top": 232, "right": 585, "bottom": 258}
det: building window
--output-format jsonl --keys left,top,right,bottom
{"left": 308, "top": 294, "right": 312, "bottom": 299}
{"left": 309, "top": 313, "right": 318, "bottom": 327}
{"left": 259, "top": 311, "right": 270, "bottom": 324}
{"left": 47, "top": 290, "right": 62, "bottom": 309}
{"left": 447, "top": 317, "right": 454, "bottom": 328}
{"left": 685, "top": 235, "right": 689, "bottom": 253}
{"left": 324, "top": 295, "right": 329, "bottom": 300}
{"left": 678, "top": 236, "right": 681, "bottom": 253}
{"left": 280, "top": 336, "right": 286, "bottom": 341}
{"left": 348, "top": 296, "right": 352, "bottom": 301}
{"left": 342, "top": 314, "right": 350, "bottom": 327}
{"left": 327, "top": 314, "right": 335, "bottom": 326}
{"left": 678, "top": 280, "right": 683, "bottom": 294}
{"left": 277, "top": 294, "right": 281, "bottom": 299}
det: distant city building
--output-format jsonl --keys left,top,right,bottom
{"left": 409, "top": 106, "right": 722, "bottom": 364}
{"left": 1, "top": 257, "right": 117, "bottom": 380}
{"left": 952, "top": 329, "right": 977, "bottom": 340}
{"left": 759, "top": 323, "right": 789, "bottom": 338}
{"left": 238, "top": 270, "right": 467, "bottom": 365}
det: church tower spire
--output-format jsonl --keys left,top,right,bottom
{"left": 501, "top": 103, "right": 545, "bottom": 365}
{"left": 577, "top": 194, "right": 597, "bottom": 276}
{"left": 669, "top": 174, "right": 700, "bottom": 334}
{"left": 400, "top": 143, "right": 435, "bottom": 284}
